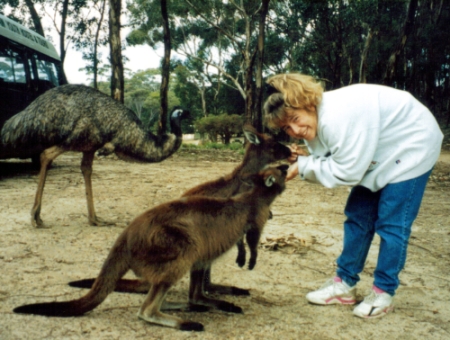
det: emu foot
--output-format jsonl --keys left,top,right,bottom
{"left": 31, "top": 210, "right": 50, "bottom": 228}
{"left": 89, "top": 216, "right": 116, "bottom": 226}
{"left": 32, "top": 217, "right": 51, "bottom": 229}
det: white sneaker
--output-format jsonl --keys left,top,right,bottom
{"left": 306, "top": 278, "right": 357, "bottom": 305}
{"left": 353, "top": 290, "right": 394, "bottom": 318}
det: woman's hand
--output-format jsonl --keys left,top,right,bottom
{"left": 286, "top": 162, "right": 299, "bottom": 181}
{"left": 287, "top": 144, "right": 308, "bottom": 164}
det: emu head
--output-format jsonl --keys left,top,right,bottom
{"left": 169, "top": 106, "right": 191, "bottom": 136}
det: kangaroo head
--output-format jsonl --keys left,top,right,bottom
{"left": 242, "top": 124, "right": 291, "bottom": 164}
{"left": 242, "top": 165, "right": 287, "bottom": 194}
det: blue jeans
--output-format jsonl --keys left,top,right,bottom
{"left": 336, "top": 169, "right": 432, "bottom": 296}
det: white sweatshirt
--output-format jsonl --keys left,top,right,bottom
{"left": 297, "top": 84, "right": 443, "bottom": 191}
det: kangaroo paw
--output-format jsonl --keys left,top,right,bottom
{"left": 248, "top": 257, "right": 256, "bottom": 270}
{"left": 229, "top": 286, "right": 250, "bottom": 296}
{"left": 216, "top": 301, "right": 243, "bottom": 314}
{"left": 235, "top": 252, "right": 246, "bottom": 267}
{"left": 185, "top": 304, "right": 211, "bottom": 313}
{"left": 179, "top": 321, "right": 204, "bottom": 332}
{"left": 205, "top": 283, "right": 250, "bottom": 296}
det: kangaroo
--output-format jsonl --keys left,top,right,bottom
{"left": 69, "top": 125, "right": 291, "bottom": 308}
{"left": 13, "top": 166, "right": 288, "bottom": 332}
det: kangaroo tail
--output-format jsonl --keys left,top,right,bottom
{"left": 14, "top": 235, "right": 130, "bottom": 317}
{"left": 69, "top": 278, "right": 149, "bottom": 295}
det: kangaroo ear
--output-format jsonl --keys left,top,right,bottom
{"left": 264, "top": 175, "right": 276, "bottom": 187}
{"left": 243, "top": 125, "right": 260, "bottom": 145}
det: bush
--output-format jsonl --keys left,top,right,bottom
{"left": 195, "top": 114, "right": 243, "bottom": 144}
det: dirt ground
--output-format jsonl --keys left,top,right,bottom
{"left": 0, "top": 147, "right": 449, "bottom": 340}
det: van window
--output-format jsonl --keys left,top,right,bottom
{"left": 0, "top": 48, "right": 27, "bottom": 83}
{"left": 34, "top": 54, "right": 59, "bottom": 86}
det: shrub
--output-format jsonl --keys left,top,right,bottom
{"left": 195, "top": 114, "right": 243, "bottom": 144}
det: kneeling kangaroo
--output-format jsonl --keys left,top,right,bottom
{"left": 13, "top": 165, "right": 288, "bottom": 332}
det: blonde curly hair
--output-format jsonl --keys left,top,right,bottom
{"left": 264, "top": 73, "right": 323, "bottom": 130}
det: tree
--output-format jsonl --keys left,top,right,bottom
{"left": 71, "top": 0, "right": 108, "bottom": 89}
{"left": 158, "top": 0, "right": 170, "bottom": 134}
{"left": 109, "top": 0, "right": 124, "bottom": 102}
{"left": 383, "top": 0, "right": 418, "bottom": 85}
{"left": 127, "top": 0, "right": 273, "bottom": 129}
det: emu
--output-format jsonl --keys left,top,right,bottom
{"left": 0, "top": 84, "right": 189, "bottom": 228}
{"left": 13, "top": 166, "right": 288, "bottom": 332}
{"left": 69, "top": 125, "right": 291, "bottom": 311}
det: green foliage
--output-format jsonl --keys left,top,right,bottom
{"left": 195, "top": 114, "right": 243, "bottom": 144}
{"left": 14, "top": 0, "right": 450, "bottom": 124}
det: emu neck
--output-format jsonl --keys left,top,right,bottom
{"left": 114, "top": 123, "right": 182, "bottom": 163}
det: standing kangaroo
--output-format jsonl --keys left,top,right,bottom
{"left": 69, "top": 125, "right": 291, "bottom": 310}
{"left": 13, "top": 166, "right": 288, "bottom": 332}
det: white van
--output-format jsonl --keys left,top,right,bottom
{"left": 0, "top": 13, "right": 63, "bottom": 131}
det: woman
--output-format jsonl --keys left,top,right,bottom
{"left": 264, "top": 73, "right": 443, "bottom": 318}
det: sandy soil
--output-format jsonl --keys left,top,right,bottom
{"left": 0, "top": 148, "right": 449, "bottom": 340}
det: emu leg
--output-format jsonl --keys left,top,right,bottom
{"left": 81, "top": 151, "right": 114, "bottom": 226}
{"left": 137, "top": 282, "right": 203, "bottom": 332}
{"left": 31, "top": 146, "right": 65, "bottom": 228}
{"left": 189, "top": 267, "right": 243, "bottom": 313}
{"left": 202, "top": 267, "right": 250, "bottom": 296}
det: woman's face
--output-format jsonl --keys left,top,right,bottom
{"left": 281, "top": 108, "right": 318, "bottom": 141}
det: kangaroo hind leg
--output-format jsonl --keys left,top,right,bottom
{"left": 203, "top": 267, "right": 250, "bottom": 296}
{"left": 138, "top": 282, "right": 204, "bottom": 332}
{"left": 190, "top": 267, "right": 243, "bottom": 313}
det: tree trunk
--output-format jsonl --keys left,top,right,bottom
{"left": 109, "top": 0, "right": 124, "bottom": 103}
{"left": 243, "top": 10, "right": 255, "bottom": 127}
{"left": 253, "top": 0, "right": 270, "bottom": 132}
{"left": 58, "top": 0, "right": 69, "bottom": 84}
{"left": 359, "top": 27, "right": 374, "bottom": 84}
{"left": 383, "top": 0, "right": 418, "bottom": 85}
{"left": 24, "top": 0, "right": 45, "bottom": 37}
{"left": 158, "top": 0, "right": 170, "bottom": 135}
{"left": 424, "top": 0, "right": 444, "bottom": 113}
{"left": 93, "top": 0, "right": 107, "bottom": 89}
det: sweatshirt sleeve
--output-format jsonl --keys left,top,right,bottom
{"left": 297, "top": 102, "right": 381, "bottom": 188}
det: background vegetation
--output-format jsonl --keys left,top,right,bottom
{"left": 2, "top": 0, "right": 450, "bottom": 141}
